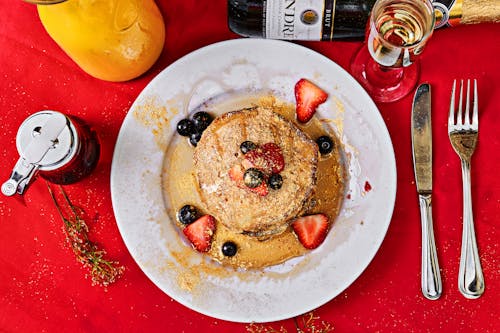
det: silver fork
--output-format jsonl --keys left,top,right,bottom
{"left": 448, "top": 79, "right": 485, "bottom": 299}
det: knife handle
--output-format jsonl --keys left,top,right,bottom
{"left": 419, "top": 193, "right": 442, "bottom": 300}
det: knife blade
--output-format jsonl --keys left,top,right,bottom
{"left": 411, "top": 83, "right": 442, "bottom": 300}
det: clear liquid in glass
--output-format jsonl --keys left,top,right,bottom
{"left": 367, "top": 0, "right": 434, "bottom": 68}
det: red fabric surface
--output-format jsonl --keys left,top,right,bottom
{"left": 1, "top": 1, "right": 499, "bottom": 332}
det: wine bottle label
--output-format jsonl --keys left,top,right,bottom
{"left": 265, "top": 0, "right": 336, "bottom": 41}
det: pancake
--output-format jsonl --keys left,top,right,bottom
{"left": 193, "top": 106, "right": 318, "bottom": 237}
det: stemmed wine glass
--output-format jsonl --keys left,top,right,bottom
{"left": 350, "top": 0, "right": 435, "bottom": 103}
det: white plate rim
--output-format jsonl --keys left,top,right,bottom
{"left": 110, "top": 39, "right": 397, "bottom": 323}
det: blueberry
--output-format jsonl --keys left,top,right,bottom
{"left": 221, "top": 241, "right": 237, "bottom": 257}
{"left": 177, "top": 205, "right": 198, "bottom": 225}
{"left": 177, "top": 119, "right": 195, "bottom": 137}
{"left": 243, "top": 168, "right": 264, "bottom": 188}
{"left": 268, "top": 173, "right": 283, "bottom": 190}
{"left": 240, "top": 141, "right": 257, "bottom": 154}
{"left": 316, "top": 136, "right": 334, "bottom": 155}
{"left": 192, "top": 112, "right": 213, "bottom": 132}
{"left": 189, "top": 132, "right": 202, "bottom": 147}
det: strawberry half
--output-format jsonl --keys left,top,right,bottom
{"left": 294, "top": 78, "right": 328, "bottom": 123}
{"left": 183, "top": 215, "right": 216, "bottom": 252}
{"left": 291, "top": 214, "right": 329, "bottom": 249}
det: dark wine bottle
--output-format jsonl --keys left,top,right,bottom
{"left": 228, "top": 0, "right": 500, "bottom": 41}
{"left": 228, "top": 0, "right": 374, "bottom": 40}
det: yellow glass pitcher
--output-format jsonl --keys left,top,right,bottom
{"left": 29, "top": 0, "right": 165, "bottom": 82}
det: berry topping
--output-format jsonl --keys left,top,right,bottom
{"left": 244, "top": 143, "right": 284, "bottom": 175}
{"left": 189, "top": 132, "right": 202, "bottom": 147}
{"left": 229, "top": 142, "right": 284, "bottom": 197}
{"left": 192, "top": 111, "right": 213, "bottom": 132}
{"left": 177, "top": 205, "right": 199, "bottom": 225}
{"left": 242, "top": 149, "right": 264, "bottom": 169}
{"left": 291, "top": 214, "right": 329, "bottom": 249}
{"left": 250, "top": 182, "right": 269, "bottom": 196}
{"left": 229, "top": 164, "right": 244, "bottom": 182}
{"left": 294, "top": 78, "right": 328, "bottom": 123}
{"left": 183, "top": 215, "right": 216, "bottom": 252}
{"left": 229, "top": 164, "right": 269, "bottom": 196}
{"left": 221, "top": 241, "right": 238, "bottom": 257}
{"left": 261, "top": 143, "right": 285, "bottom": 173}
{"left": 244, "top": 168, "right": 264, "bottom": 188}
{"left": 240, "top": 140, "right": 257, "bottom": 154}
{"left": 176, "top": 118, "right": 195, "bottom": 137}
{"left": 316, "top": 135, "right": 334, "bottom": 155}
{"left": 268, "top": 173, "right": 283, "bottom": 190}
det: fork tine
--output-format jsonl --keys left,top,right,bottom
{"left": 457, "top": 80, "right": 464, "bottom": 126}
{"left": 472, "top": 79, "right": 479, "bottom": 129}
{"left": 464, "top": 79, "right": 471, "bottom": 127}
{"left": 449, "top": 79, "right": 457, "bottom": 128}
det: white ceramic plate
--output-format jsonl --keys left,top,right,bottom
{"left": 111, "top": 39, "right": 396, "bottom": 323}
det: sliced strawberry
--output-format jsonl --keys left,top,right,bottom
{"left": 244, "top": 143, "right": 285, "bottom": 175}
{"left": 248, "top": 181, "right": 268, "bottom": 196}
{"left": 294, "top": 78, "right": 328, "bottom": 123}
{"left": 243, "top": 148, "right": 268, "bottom": 173}
{"left": 291, "top": 214, "right": 329, "bottom": 249}
{"left": 241, "top": 158, "right": 255, "bottom": 170}
{"left": 183, "top": 215, "right": 216, "bottom": 252}
{"left": 229, "top": 164, "right": 244, "bottom": 183}
{"left": 261, "top": 143, "right": 285, "bottom": 173}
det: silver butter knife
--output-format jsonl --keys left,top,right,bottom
{"left": 412, "top": 83, "right": 442, "bottom": 300}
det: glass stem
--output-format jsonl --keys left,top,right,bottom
{"left": 365, "top": 58, "right": 405, "bottom": 88}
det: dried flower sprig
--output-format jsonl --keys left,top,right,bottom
{"left": 293, "top": 311, "right": 333, "bottom": 333}
{"left": 246, "top": 324, "right": 287, "bottom": 333}
{"left": 246, "top": 311, "right": 333, "bottom": 333}
{"left": 47, "top": 183, "right": 125, "bottom": 287}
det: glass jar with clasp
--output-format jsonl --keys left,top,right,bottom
{"left": 23, "top": 0, "right": 165, "bottom": 82}
{"left": 2, "top": 111, "right": 100, "bottom": 196}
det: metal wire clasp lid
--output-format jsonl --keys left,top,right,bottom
{"left": 2, "top": 112, "right": 68, "bottom": 196}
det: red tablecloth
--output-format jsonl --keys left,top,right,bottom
{"left": 1, "top": 1, "right": 499, "bottom": 332}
